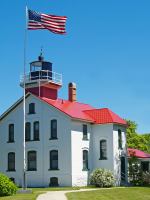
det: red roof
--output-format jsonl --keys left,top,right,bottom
{"left": 84, "top": 108, "right": 127, "bottom": 125}
{"left": 40, "top": 97, "right": 95, "bottom": 122}
{"left": 128, "top": 148, "right": 150, "bottom": 158}
{"left": 39, "top": 96, "right": 127, "bottom": 125}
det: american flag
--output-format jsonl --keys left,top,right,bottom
{"left": 28, "top": 9, "right": 67, "bottom": 34}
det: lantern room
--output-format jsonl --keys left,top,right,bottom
{"left": 29, "top": 54, "right": 53, "bottom": 81}
{"left": 20, "top": 54, "right": 62, "bottom": 100}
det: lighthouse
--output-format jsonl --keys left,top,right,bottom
{"left": 0, "top": 54, "right": 127, "bottom": 188}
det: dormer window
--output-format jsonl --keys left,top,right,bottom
{"left": 29, "top": 103, "right": 35, "bottom": 114}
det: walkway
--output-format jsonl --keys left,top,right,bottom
{"left": 37, "top": 188, "right": 98, "bottom": 200}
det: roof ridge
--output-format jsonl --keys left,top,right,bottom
{"left": 42, "top": 97, "right": 95, "bottom": 107}
{"left": 84, "top": 108, "right": 109, "bottom": 112}
{"left": 107, "top": 109, "right": 115, "bottom": 122}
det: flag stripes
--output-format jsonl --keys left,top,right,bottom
{"left": 28, "top": 9, "right": 67, "bottom": 34}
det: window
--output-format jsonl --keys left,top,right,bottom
{"left": 49, "top": 177, "right": 59, "bottom": 187}
{"left": 8, "top": 152, "right": 15, "bottom": 171}
{"left": 50, "top": 120, "right": 57, "bottom": 139}
{"left": 50, "top": 150, "right": 58, "bottom": 170}
{"left": 33, "top": 121, "right": 40, "bottom": 141}
{"left": 83, "top": 124, "right": 88, "bottom": 140}
{"left": 29, "top": 103, "right": 35, "bottom": 114}
{"left": 83, "top": 150, "right": 88, "bottom": 170}
{"left": 100, "top": 140, "right": 107, "bottom": 160}
{"left": 118, "top": 129, "right": 122, "bottom": 149}
{"left": 8, "top": 124, "right": 14, "bottom": 143}
{"left": 25, "top": 122, "right": 31, "bottom": 141}
{"left": 141, "top": 161, "right": 149, "bottom": 172}
{"left": 27, "top": 151, "right": 37, "bottom": 171}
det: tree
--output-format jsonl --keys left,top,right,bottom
{"left": 126, "top": 120, "right": 150, "bottom": 153}
{"left": 142, "top": 134, "right": 150, "bottom": 153}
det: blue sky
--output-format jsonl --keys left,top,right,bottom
{"left": 0, "top": 0, "right": 150, "bottom": 133}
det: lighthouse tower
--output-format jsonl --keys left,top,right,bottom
{"left": 20, "top": 53, "right": 62, "bottom": 100}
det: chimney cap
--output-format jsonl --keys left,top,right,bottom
{"left": 69, "top": 82, "right": 76, "bottom": 88}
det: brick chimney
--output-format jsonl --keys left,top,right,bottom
{"left": 68, "top": 82, "right": 77, "bottom": 102}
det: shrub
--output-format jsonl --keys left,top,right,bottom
{"left": 128, "top": 156, "right": 143, "bottom": 186}
{"left": 0, "top": 173, "right": 17, "bottom": 196}
{"left": 90, "top": 168, "right": 115, "bottom": 187}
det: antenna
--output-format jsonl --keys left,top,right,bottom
{"left": 40, "top": 46, "right": 43, "bottom": 56}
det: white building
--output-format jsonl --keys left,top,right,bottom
{"left": 0, "top": 55, "right": 127, "bottom": 187}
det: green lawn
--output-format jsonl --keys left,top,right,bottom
{"left": 66, "top": 187, "right": 150, "bottom": 200}
{"left": 0, "top": 187, "right": 80, "bottom": 200}
{"left": 0, "top": 187, "right": 150, "bottom": 200}
{"left": 0, "top": 193, "right": 39, "bottom": 200}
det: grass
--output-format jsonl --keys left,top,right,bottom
{"left": 0, "top": 187, "right": 81, "bottom": 200}
{"left": 66, "top": 187, "right": 150, "bottom": 200}
{"left": 0, "top": 192, "right": 40, "bottom": 200}
{"left": 1, "top": 187, "right": 150, "bottom": 200}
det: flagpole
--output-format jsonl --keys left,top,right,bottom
{"left": 23, "top": 5, "right": 28, "bottom": 190}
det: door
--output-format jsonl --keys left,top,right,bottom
{"left": 121, "top": 156, "right": 126, "bottom": 181}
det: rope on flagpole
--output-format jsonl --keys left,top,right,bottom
{"left": 23, "top": 5, "right": 28, "bottom": 190}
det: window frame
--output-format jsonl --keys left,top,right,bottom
{"left": 118, "top": 129, "right": 122, "bottom": 149}
{"left": 99, "top": 139, "right": 107, "bottom": 160}
{"left": 8, "top": 124, "right": 15, "bottom": 143}
{"left": 49, "top": 150, "right": 59, "bottom": 170}
{"left": 82, "top": 150, "right": 89, "bottom": 171}
{"left": 27, "top": 151, "right": 37, "bottom": 171}
{"left": 50, "top": 119, "right": 58, "bottom": 140}
{"left": 25, "top": 122, "right": 31, "bottom": 142}
{"left": 7, "top": 152, "right": 15, "bottom": 171}
{"left": 33, "top": 121, "right": 40, "bottom": 141}
{"left": 29, "top": 103, "right": 35, "bottom": 114}
{"left": 83, "top": 124, "right": 88, "bottom": 140}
